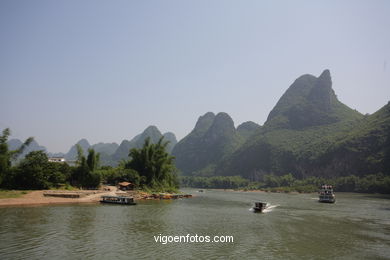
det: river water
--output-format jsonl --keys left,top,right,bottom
{"left": 0, "top": 189, "right": 389, "bottom": 259}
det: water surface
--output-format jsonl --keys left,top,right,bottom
{"left": 0, "top": 190, "right": 389, "bottom": 259}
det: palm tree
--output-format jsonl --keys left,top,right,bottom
{"left": 126, "top": 137, "right": 178, "bottom": 190}
{"left": 0, "top": 128, "right": 33, "bottom": 186}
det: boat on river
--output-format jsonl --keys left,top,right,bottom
{"left": 318, "top": 185, "right": 336, "bottom": 203}
{"left": 253, "top": 202, "right": 268, "bottom": 213}
{"left": 100, "top": 195, "right": 136, "bottom": 205}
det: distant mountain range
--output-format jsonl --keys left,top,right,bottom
{"left": 8, "top": 126, "right": 178, "bottom": 166}
{"left": 7, "top": 69, "right": 389, "bottom": 180}
{"left": 217, "top": 70, "right": 389, "bottom": 180}
{"left": 172, "top": 70, "right": 389, "bottom": 181}
{"left": 7, "top": 139, "right": 47, "bottom": 161}
{"left": 172, "top": 112, "right": 253, "bottom": 176}
{"left": 111, "top": 126, "right": 177, "bottom": 163}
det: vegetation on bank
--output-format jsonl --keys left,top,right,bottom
{"left": 98, "top": 137, "right": 179, "bottom": 193}
{"left": 0, "top": 129, "right": 178, "bottom": 192}
{"left": 181, "top": 173, "right": 390, "bottom": 194}
{"left": 0, "top": 190, "right": 30, "bottom": 199}
{"left": 181, "top": 175, "right": 250, "bottom": 189}
{"left": 2, "top": 127, "right": 389, "bottom": 194}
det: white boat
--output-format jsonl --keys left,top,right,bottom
{"left": 318, "top": 185, "right": 336, "bottom": 203}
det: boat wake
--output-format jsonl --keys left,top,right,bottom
{"left": 249, "top": 204, "right": 279, "bottom": 213}
{"left": 263, "top": 204, "right": 279, "bottom": 213}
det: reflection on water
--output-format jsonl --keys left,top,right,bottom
{"left": 0, "top": 190, "right": 389, "bottom": 259}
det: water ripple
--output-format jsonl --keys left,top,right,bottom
{"left": 0, "top": 191, "right": 390, "bottom": 259}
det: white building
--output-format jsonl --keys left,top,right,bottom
{"left": 48, "top": 157, "right": 66, "bottom": 163}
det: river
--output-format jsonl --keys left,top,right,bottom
{"left": 0, "top": 189, "right": 389, "bottom": 259}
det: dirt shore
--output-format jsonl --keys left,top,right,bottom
{"left": 0, "top": 187, "right": 118, "bottom": 207}
{"left": 0, "top": 186, "right": 195, "bottom": 207}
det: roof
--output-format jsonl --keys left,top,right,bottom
{"left": 118, "top": 181, "right": 133, "bottom": 186}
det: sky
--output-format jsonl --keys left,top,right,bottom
{"left": 1, "top": 0, "right": 389, "bottom": 153}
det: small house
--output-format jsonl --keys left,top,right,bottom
{"left": 117, "top": 181, "right": 135, "bottom": 191}
{"left": 48, "top": 157, "right": 66, "bottom": 163}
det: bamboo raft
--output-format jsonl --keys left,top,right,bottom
{"left": 43, "top": 190, "right": 101, "bottom": 198}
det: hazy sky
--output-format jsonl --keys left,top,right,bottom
{"left": 1, "top": 0, "right": 389, "bottom": 153}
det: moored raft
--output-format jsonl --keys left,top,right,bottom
{"left": 100, "top": 195, "right": 136, "bottom": 205}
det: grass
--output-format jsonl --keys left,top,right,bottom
{"left": 0, "top": 190, "right": 31, "bottom": 199}
{"left": 49, "top": 184, "right": 79, "bottom": 191}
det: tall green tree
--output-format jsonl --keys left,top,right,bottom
{"left": 16, "top": 151, "right": 50, "bottom": 189}
{"left": 10, "top": 151, "right": 71, "bottom": 189}
{"left": 0, "top": 128, "right": 33, "bottom": 187}
{"left": 86, "top": 148, "right": 100, "bottom": 172}
{"left": 126, "top": 137, "right": 178, "bottom": 191}
{"left": 72, "top": 145, "right": 101, "bottom": 188}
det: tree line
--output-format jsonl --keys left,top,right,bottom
{"left": 1, "top": 127, "right": 388, "bottom": 194}
{"left": 181, "top": 175, "right": 249, "bottom": 189}
{"left": 97, "top": 137, "right": 179, "bottom": 192}
{"left": 181, "top": 173, "right": 390, "bottom": 194}
{"left": 0, "top": 128, "right": 178, "bottom": 192}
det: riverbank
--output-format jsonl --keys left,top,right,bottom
{"left": 0, "top": 188, "right": 116, "bottom": 207}
{"left": 0, "top": 190, "right": 32, "bottom": 199}
{"left": 0, "top": 187, "right": 193, "bottom": 207}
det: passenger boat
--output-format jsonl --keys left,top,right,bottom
{"left": 318, "top": 185, "right": 336, "bottom": 203}
{"left": 100, "top": 195, "right": 136, "bottom": 205}
{"left": 253, "top": 202, "right": 268, "bottom": 213}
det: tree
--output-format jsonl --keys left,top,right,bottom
{"left": 280, "top": 173, "right": 295, "bottom": 187}
{"left": 125, "top": 137, "right": 178, "bottom": 191}
{"left": 46, "top": 161, "right": 71, "bottom": 188}
{"left": 97, "top": 166, "right": 143, "bottom": 186}
{"left": 383, "top": 126, "right": 390, "bottom": 175}
{"left": 87, "top": 148, "right": 100, "bottom": 172}
{"left": 0, "top": 128, "right": 33, "bottom": 187}
{"left": 72, "top": 145, "right": 101, "bottom": 188}
{"left": 16, "top": 151, "right": 50, "bottom": 189}
{"left": 263, "top": 174, "right": 281, "bottom": 187}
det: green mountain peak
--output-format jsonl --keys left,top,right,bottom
{"left": 265, "top": 70, "right": 361, "bottom": 130}
{"left": 172, "top": 111, "right": 243, "bottom": 176}
{"left": 193, "top": 112, "right": 216, "bottom": 135}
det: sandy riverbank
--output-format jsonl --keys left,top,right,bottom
{"left": 0, "top": 188, "right": 191, "bottom": 207}
{"left": 0, "top": 187, "right": 119, "bottom": 207}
